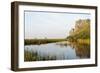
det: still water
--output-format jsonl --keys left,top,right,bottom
{"left": 24, "top": 41, "right": 90, "bottom": 61}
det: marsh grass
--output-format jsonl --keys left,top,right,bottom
{"left": 24, "top": 49, "right": 57, "bottom": 61}
{"left": 25, "top": 39, "right": 66, "bottom": 45}
{"left": 77, "top": 39, "right": 90, "bottom": 45}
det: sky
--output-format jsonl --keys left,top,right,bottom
{"left": 24, "top": 11, "right": 90, "bottom": 39}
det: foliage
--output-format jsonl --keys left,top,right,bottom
{"left": 67, "top": 19, "right": 90, "bottom": 43}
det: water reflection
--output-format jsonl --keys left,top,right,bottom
{"left": 56, "top": 42, "right": 90, "bottom": 58}
{"left": 24, "top": 41, "right": 90, "bottom": 61}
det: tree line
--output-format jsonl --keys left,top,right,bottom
{"left": 67, "top": 19, "right": 90, "bottom": 44}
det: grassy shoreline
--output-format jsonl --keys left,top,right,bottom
{"left": 25, "top": 38, "right": 90, "bottom": 45}
{"left": 25, "top": 39, "right": 66, "bottom": 45}
{"left": 67, "top": 39, "right": 90, "bottom": 45}
{"left": 77, "top": 39, "right": 90, "bottom": 45}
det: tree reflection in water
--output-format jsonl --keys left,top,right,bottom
{"left": 73, "top": 43, "right": 90, "bottom": 58}
{"left": 57, "top": 42, "right": 90, "bottom": 59}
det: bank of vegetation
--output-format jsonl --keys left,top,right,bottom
{"left": 67, "top": 19, "right": 90, "bottom": 45}
{"left": 25, "top": 39, "right": 66, "bottom": 45}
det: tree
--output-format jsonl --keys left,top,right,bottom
{"left": 67, "top": 19, "right": 90, "bottom": 41}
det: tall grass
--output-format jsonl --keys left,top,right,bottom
{"left": 24, "top": 50, "right": 57, "bottom": 61}
{"left": 77, "top": 39, "right": 90, "bottom": 45}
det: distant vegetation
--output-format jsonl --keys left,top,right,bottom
{"left": 67, "top": 19, "right": 90, "bottom": 44}
{"left": 25, "top": 39, "right": 66, "bottom": 45}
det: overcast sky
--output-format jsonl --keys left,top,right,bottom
{"left": 24, "top": 11, "right": 90, "bottom": 39}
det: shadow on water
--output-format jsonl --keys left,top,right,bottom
{"left": 57, "top": 42, "right": 90, "bottom": 58}
{"left": 24, "top": 41, "right": 90, "bottom": 61}
{"left": 74, "top": 44, "right": 90, "bottom": 58}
